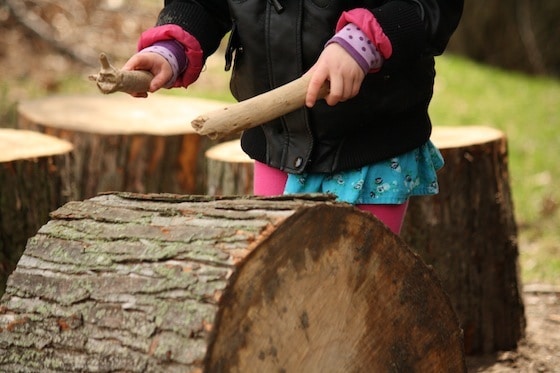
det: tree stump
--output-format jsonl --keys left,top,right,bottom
{"left": 0, "top": 128, "right": 75, "bottom": 296}
{"left": 401, "top": 125, "right": 525, "bottom": 355}
{"left": 0, "top": 192, "right": 466, "bottom": 372}
{"left": 17, "top": 94, "right": 230, "bottom": 199}
{"left": 205, "top": 140, "right": 253, "bottom": 195}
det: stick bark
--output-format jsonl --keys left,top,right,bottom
{"left": 88, "top": 53, "right": 153, "bottom": 95}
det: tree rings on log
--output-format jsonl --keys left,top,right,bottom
{"left": 17, "top": 94, "right": 232, "bottom": 199}
{"left": 0, "top": 193, "right": 466, "bottom": 372}
{"left": 0, "top": 128, "right": 75, "bottom": 295}
{"left": 402, "top": 125, "right": 525, "bottom": 355}
{"left": 205, "top": 140, "right": 253, "bottom": 195}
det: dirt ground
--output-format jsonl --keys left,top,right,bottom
{"left": 466, "top": 285, "right": 560, "bottom": 373}
{"left": 1, "top": 2, "right": 559, "bottom": 372}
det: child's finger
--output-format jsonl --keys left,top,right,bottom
{"left": 324, "top": 75, "right": 344, "bottom": 106}
{"left": 149, "top": 73, "right": 168, "bottom": 92}
{"left": 305, "top": 71, "right": 327, "bottom": 107}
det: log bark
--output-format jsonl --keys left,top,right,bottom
{"left": 205, "top": 140, "right": 253, "bottom": 195}
{"left": 401, "top": 126, "right": 525, "bottom": 355}
{"left": 17, "top": 94, "right": 231, "bottom": 199}
{"left": 0, "top": 129, "right": 75, "bottom": 296}
{"left": 0, "top": 192, "right": 465, "bottom": 372}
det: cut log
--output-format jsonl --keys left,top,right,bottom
{"left": 203, "top": 126, "right": 526, "bottom": 355}
{"left": 205, "top": 140, "right": 253, "bottom": 195}
{"left": 401, "top": 125, "right": 525, "bottom": 355}
{"left": 0, "top": 193, "right": 466, "bottom": 372}
{"left": 0, "top": 129, "right": 75, "bottom": 296}
{"left": 17, "top": 94, "right": 232, "bottom": 199}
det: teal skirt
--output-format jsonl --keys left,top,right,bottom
{"left": 284, "top": 140, "right": 444, "bottom": 204}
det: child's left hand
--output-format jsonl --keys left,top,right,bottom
{"left": 305, "top": 43, "right": 366, "bottom": 108}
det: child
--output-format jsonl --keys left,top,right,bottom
{"left": 123, "top": 1, "right": 463, "bottom": 234}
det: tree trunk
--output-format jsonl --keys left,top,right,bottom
{"left": 205, "top": 140, "right": 253, "bottom": 195}
{"left": 401, "top": 126, "right": 525, "bottom": 355}
{"left": 447, "top": 0, "right": 560, "bottom": 77}
{"left": 0, "top": 129, "right": 75, "bottom": 296}
{"left": 17, "top": 94, "right": 230, "bottom": 199}
{"left": 0, "top": 193, "right": 466, "bottom": 372}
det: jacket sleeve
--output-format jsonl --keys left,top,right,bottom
{"left": 158, "top": 0, "right": 232, "bottom": 60}
{"left": 364, "top": 0, "right": 463, "bottom": 67}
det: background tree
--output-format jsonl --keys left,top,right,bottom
{"left": 448, "top": 0, "right": 560, "bottom": 77}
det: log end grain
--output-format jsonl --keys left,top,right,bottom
{"left": 207, "top": 204, "right": 466, "bottom": 372}
{"left": 17, "top": 94, "right": 227, "bottom": 136}
{"left": 0, "top": 128, "right": 73, "bottom": 163}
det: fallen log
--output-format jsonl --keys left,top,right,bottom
{"left": 0, "top": 193, "right": 465, "bottom": 372}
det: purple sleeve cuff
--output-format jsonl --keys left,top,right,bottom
{"left": 139, "top": 40, "right": 188, "bottom": 87}
{"left": 325, "top": 23, "right": 383, "bottom": 74}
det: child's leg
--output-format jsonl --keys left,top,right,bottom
{"left": 253, "top": 161, "right": 288, "bottom": 196}
{"left": 254, "top": 161, "right": 408, "bottom": 234}
{"left": 356, "top": 202, "right": 409, "bottom": 235}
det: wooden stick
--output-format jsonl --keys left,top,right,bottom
{"left": 191, "top": 74, "right": 329, "bottom": 139}
{"left": 88, "top": 53, "right": 153, "bottom": 95}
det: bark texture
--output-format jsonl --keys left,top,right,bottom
{"left": 401, "top": 126, "right": 525, "bottom": 355}
{"left": 17, "top": 95, "right": 230, "bottom": 199}
{"left": 0, "top": 193, "right": 465, "bottom": 372}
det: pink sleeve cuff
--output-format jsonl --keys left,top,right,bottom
{"left": 336, "top": 9, "right": 393, "bottom": 60}
{"left": 138, "top": 24, "right": 204, "bottom": 88}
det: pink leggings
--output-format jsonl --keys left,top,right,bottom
{"left": 254, "top": 161, "right": 408, "bottom": 235}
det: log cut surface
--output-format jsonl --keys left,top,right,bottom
{"left": 0, "top": 193, "right": 465, "bottom": 372}
{"left": 0, "top": 128, "right": 73, "bottom": 162}
{"left": 18, "top": 94, "right": 226, "bottom": 136}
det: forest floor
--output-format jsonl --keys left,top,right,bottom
{"left": 1, "top": 1, "right": 559, "bottom": 371}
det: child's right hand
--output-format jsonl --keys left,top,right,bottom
{"left": 122, "top": 52, "right": 173, "bottom": 98}
{"left": 305, "top": 43, "right": 365, "bottom": 108}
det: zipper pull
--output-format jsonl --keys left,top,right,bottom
{"left": 224, "top": 21, "right": 238, "bottom": 71}
{"left": 268, "top": 0, "right": 284, "bottom": 13}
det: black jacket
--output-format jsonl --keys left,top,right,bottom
{"left": 158, "top": 0, "right": 463, "bottom": 173}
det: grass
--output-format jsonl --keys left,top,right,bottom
{"left": 1, "top": 53, "right": 559, "bottom": 285}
